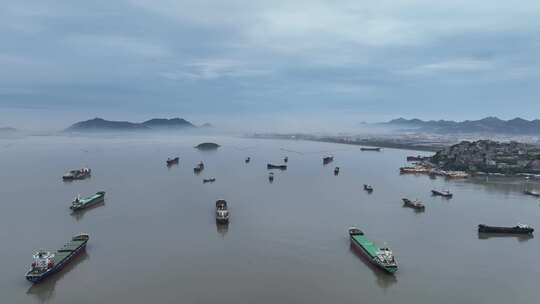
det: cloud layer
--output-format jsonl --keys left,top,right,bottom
{"left": 1, "top": 0, "right": 539, "bottom": 129}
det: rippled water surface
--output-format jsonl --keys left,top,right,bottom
{"left": 1, "top": 134, "right": 539, "bottom": 304}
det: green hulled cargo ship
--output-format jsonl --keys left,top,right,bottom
{"left": 25, "top": 233, "right": 89, "bottom": 283}
{"left": 70, "top": 191, "right": 105, "bottom": 211}
{"left": 348, "top": 227, "right": 398, "bottom": 274}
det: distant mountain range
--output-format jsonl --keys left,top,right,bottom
{"left": 383, "top": 117, "right": 540, "bottom": 134}
{"left": 65, "top": 117, "right": 207, "bottom": 132}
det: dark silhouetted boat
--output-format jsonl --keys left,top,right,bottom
{"left": 203, "top": 178, "right": 216, "bottom": 183}
{"left": 361, "top": 147, "right": 381, "bottom": 152}
{"left": 166, "top": 157, "right": 179, "bottom": 166}
{"left": 364, "top": 184, "right": 373, "bottom": 192}
{"left": 334, "top": 167, "right": 340, "bottom": 175}
{"left": 348, "top": 227, "right": 397, "bottom": 274}
{"left": 402, "top": 198, "right": 425, "bottom": 211}
{"left": 267, "top": 163, "right": 287, "bottom": 170}
{"left": 268, "top": 172, "right": 274, "bottom": 182}
{"left": 323, "top": 156, "right": 334, "bottom": 165}
{"left": 245, "top": 157, "right": 250, "bottom": 163}
{"left": 194, "top": 161, "right": 204, "bottom": 173}
{"left": 284, "top": 156, "right": 288, "bottom": 163}
{"left": 478, "top": 224, "right": 534, "bottom": 234}
{"left": 432, "top": 189, "right": 453, "bottom": 198}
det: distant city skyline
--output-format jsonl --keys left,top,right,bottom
{"left": 1, "top": 1, "right": 539, "bottom": 131}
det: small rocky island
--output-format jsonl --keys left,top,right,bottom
{"left": 195, "top": 142, "right": 220, "bottom": 150}
{"left": 65, "top": 117, "right": 201, "bottom": 132}
{"left": 431, "top": 140, "right": 540, "bottom": 175}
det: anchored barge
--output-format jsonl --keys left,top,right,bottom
{"left": 25, "top": 233, "right": 89, "bottom": 283}
{"left": 62, "top": 168, "right": 91, "bottom": 180}
{"left": 361, "top": 147, "right": 381, "bottom": 152}
{"left": 478, "top": 224, "right": 534, "bottom": 235}
{"left": 432, "top": 189, "right": 453, "bottom": 198}
{"left": 267, "top": 163, "right": 287, "bottom": 170}
{"left": 348, "top": 227, "right": 397, "bottom": 274}
{"left": 402, "top": 198, "right": 425, "bottom": 211}
{"left": 70, "top": 191, "right": 105, "bottom": 211}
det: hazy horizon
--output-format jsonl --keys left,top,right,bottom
{"left": 1, "top": 1, "right": 539, "bottom": 132}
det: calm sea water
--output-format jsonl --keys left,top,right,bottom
{"left": 1, "top": 134, "right": 539, "bottom": 304}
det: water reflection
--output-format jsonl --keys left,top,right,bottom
{"left": 349, "top": 244, "right": 397, "bottom": 289}
{"left": 216, "top": 221, "right": 229, "bottom": 237}
{"left": 477, "top": 232, "right": 534, "bottom": 243}
{"left": 70, "top": 201, "right": 105, "bottom": 222}
{"left": 26, "top": 251, "right": 89, "bottom": 303}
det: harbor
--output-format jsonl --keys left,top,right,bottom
{"left": 1, "top": 134, "right": 539, "bottom": 304}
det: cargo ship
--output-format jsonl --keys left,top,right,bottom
{"left": 478, "top": 224, "right": 534, "bottom": 234}
{"left": 25, "top": 233, "right": 89, "bottom": 283}
{"left": 215, "top": 200, "right": 229, "bottom": 223}
{"left": 62, "top": 168, "right": 91, "bottom": 180}
{"left": 348, "top": 227, "right": 397, "bottom": 274}
{"left": 431, "top": 189, "right": 453, "bottom": 198}
{"left": 70, "top": 191, "right": 105, "bottom": 211}
{"left": 402, "top": 198, "right": 425, "bottom": 211}
{"left": 267, "top": 163, "right": 287, "bottom": 170}
{"left": 166, "top": 157, "right": 179, "bottom": 166}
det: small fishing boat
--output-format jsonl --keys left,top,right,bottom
{"left": 431, "top": 189, "right": 453, "bottom": 198}
{"left": 284, "top": 156, "right": 288, "bottom": 163}
{"left": 334, "top": 167, "right": 340, "bottom": 175}
{"left": 361, "top": 147, "right": 381, "bottom": 152}
{"left": 524, "top": 190, "right": 540, "bottom": 197}
{"left": 348, "top": 227, "right": 397, "bottom": 274}
{"left": 215, "top": 200, "right": 229, "bottom": 223}
{"left": 70, "top": 191, "right": 105, "bottom": 211}
{"left": 166, "top": 157, "right": 179, "bottom": 166}
{"left": 323, "top": 156, "right": 334, "bottom": 165}
{"left": 478, "top": 224, "right": 534, "bottom": 234}
{"left": 62, "top": 168, "right": 91, "bottom": 180}
{"left": 203, "top": 178, "right": 216, "bottom": 183}
{"left": 399, "top": 166, "right": 430, "bottom": 174}
{"left": 268, "top": 172, "right": 274, "bottom": 182}
{"left": 267, "top": 163, "right": 287, "bottom": 170}
{"left": 364, "top": 184, "right": 373, "bottom": 192}
{"left": 194, "top": 161, "right": 204, "bottom": 173}
{"left": 402, "top": 198, "right": 425, "bottom": 211}
{"left": 245, "top": 157, "right": 251, "bottom": 163}
{"left": 25, "top": 233, "right": 89, "bottom": 283}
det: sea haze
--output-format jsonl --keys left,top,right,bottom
{"left": 0, "top": 134, "right": 539, "bottom": 304}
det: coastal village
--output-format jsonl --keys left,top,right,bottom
{"left": 402, "top": 140, "right": 540, "bottom": 178}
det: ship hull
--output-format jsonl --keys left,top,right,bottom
{"left": 350, "top": 237, "right": 397, "bottom": 274}
{"left": 478, "top": 225, "right": 534, "bottom": 234}
{"left": 70, "top": 192, "right": 105, "bottom": 211}
{"left": 25, "top": 241, "right": 87, "bottom": 283}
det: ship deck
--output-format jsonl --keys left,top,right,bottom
{"left": 352, "top": 234, "right": 379, "bottom": 257}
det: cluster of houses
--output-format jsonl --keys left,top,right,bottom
{"left": 431, "top": 140, "right": 540, "bottom": 174}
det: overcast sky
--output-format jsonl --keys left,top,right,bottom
{"left": 1, "top": 1, "right": 539, "bottom": 131}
